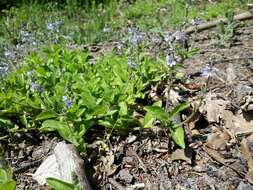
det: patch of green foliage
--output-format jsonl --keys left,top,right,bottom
{"left": 0, "top": 147, "right": 15, "bottom": 190}
{"left": 211, "top": 11, "right": 241, "bottom": 48}
{"left": 120, "top": 0, "right": 249, "bottom": 30}
{"left": 46, "top": 177, "right": 82, "bottom": 190}
{"left": 0, "top": 45, "right": 188, "bottom": 150}
{"left": 0, "top": 0, "right": 250, "bottom": 48}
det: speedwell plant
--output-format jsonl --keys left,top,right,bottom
{"left": 0, "top": 45, "right": 188, "bottom": 151}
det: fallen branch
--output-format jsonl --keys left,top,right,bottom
{"left": 185, "top": 9, "right": 253, "bottom": 34}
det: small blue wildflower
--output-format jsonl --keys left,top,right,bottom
{"left": 127, "top": 27, "right": 137, "bottom": 35}
{"left": 62, "top": 96, "right": 73, "bottom": 109}
{"left": 30, "top": 81, "right": 36, "bottom": 92}
{"left": 37, "top": 84, "right": 43, "bottom": 94}
{"left": 0, "top": 64, "right": 8, "bottom": 78}
{"left": 127, "top": 59, "right": 137, "bottom": 68}
{"left": 4, "top": 50, "right": 11, "bottom": 57}
{"left": 47, "top": 20, "right": 63, "bottom": 32}
{"left": 129, "top": 33, "right": 143, "bottom": 46}
{"left": 47, "top": 23, "right": 54, "bottom": 31}
{"left": 128, "top": 27, "right": 144, "bottom": 47}
{"left": 166, "top": 54, "right": 177, "bottom": 67}
{"left": 115, "top": 42, "right": 123, "bottom": 52}
{"left": 174, "top": 31, "right": 186, "bottom": 42}
{"left": 152, "top": 35, "right": 162, "bottom": 45}
{"left": 164, "top": 32, "right": 174, "bottom": 43}
{"left": 202, "top": 65, "right": 211, "bottom": 77}
{"left": 103, "top": 25, "right": 110, "bottom": 33}
{"left": 30, "top": 81, "right": 43, "bottom": 93}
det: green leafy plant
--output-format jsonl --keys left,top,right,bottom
{"left": 0, "top": 147, "right": 16, "bottom": 190}
{"left": 1, "top": 45, "right": 187, "bottom": 150}
{"left": 0, "top": 168, "right": 15, "bottom": 190}
{"left": 143, "top": 102, "right": 189, "bottom": 148}
{"left": 46, "top": 177, "right": 82, "bottom": 190}
{"left": 212, "top": 11, "right": 240, "bottom": 48}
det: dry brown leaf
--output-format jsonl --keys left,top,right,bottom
{"left": 246, "top": 170, "right": 253, "bottom": 185}
{"left": 171, "top": 149, "right": 192, "bottom": 164}
{"left": 191, "top": 129, "right": 200, "bottom": 136}
{"left": 203, "top": 145, "right": 235, "bottom": 164}
{"left": 231, "top": 112, "right": 253, "bottom": 137}
{"left": 247, "top": 133, "right": 253, "bottom": 142}
{"left": 204, "top": 94, "right": 229, "bottom": 123}
{"left": 241, "top": 139, "right": 253, "bottom": 170}
{"left": 206, "top": 130, "right": 230, "bottom": 150}
{"left": 201, "top": 94, "right": 253, "bottom": 138}
{"left": 240, "top": 139, "right": 253, "bottom": 184}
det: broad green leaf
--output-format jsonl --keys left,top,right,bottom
{"left": 119, "top": 102, "right": 128, "bottom": 116}
{"left": 143, "top": 112, "right": 155, "bottom": 128}
{"left": 170, "top": 125, "right": 185, "bottom": 149}
{"left": 80, "top": 90, "right": 97, "bottom": 109}
{"left": 98, "top": 120, "right": 113, "bottom": 128}
{"left": 0, "top": 180, "right": 16, "bottom": 190}
{"left": 40, "top": 120, "right": 85, "bottom": 150}
{"left": 40, "top": 120, "right": 74, "bottom": 144}
{"left": 36, "top": 111, "right": 57, "bottom": 121}
{"left": 168, "top": 102, "right": 190, "bottom": 119}
{"left": 153, "top": 101, "right": 162, "bottom": 107}
{"left": 144, "top": 106, "right": 169, "bottom": 122}
{"left": 46, "top": 177, "right": 74, "bottom": 190}
{"left": 40, "top": 120, "right": 65, "bottom": 132}
{"left": 0, "top": 167, "right": 15, "bottom": 190}
{"left": 0, "top": 117, "right": 12, "bottom": 126}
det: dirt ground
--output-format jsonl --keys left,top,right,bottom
{"left": 6, "top": 20, "right": 253, "bottom": 190}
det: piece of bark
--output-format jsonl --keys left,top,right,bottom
{"left": 185, "top": 9, "right": 253, "bottom": 34}
{"left": 33, "top": 141, "right": 92, "bottom": 190}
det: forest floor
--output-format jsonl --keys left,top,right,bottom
{"left": 1, "top": 1, "right": 253, "bottom": 190}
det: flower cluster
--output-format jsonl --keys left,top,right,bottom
{"left": 62, "top": 96, "right": 73, "bottom": 109}
{"left": 201, "top": 65, "right": 211, "bottom": 77}
{"left": 163, "top": 30, "right": 188, "bottom": 67}
{"left": 166, "top": 51, "right": 182, "bottom": 67}
{"left": 164, "top": 31, "right": 174, "bottom": 43}
{"left": 128, "top": 27, "right": 145, "bottom": 47}
{"left": 30, "top": 81, "right": 43, "bottom": 93}
{"left": 0, "top": 64, "right": 8, "bottom": 78}
{"left": 103, "top": 24, "right": 111, "bottom": 33}
{"left": 47, "top": 20, "right": 63, "bottom": 32}
{"left": 127, "top": 59, "right": 137, "bottom": 68}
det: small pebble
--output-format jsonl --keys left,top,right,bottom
{"left": 118, "top": 169, "right": 133, "bottom": 184}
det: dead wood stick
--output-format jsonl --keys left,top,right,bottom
{"left": 185, "top": 9, "right": 253, "bottom": 34}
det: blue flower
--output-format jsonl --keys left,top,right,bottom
{"left": 166, "top": 54, "right": 177, "bottom": 67}
{"left": 62, "top": 96, "right": 73, "bottom": 109}
{"left": 47, "top": 23, "right": 54, "bottom": 31}
{"left": 30, "top": 81, "right": 36, "bottom": 91}
{"left": 174, "top": 31, "right": 186, "bottom": 43}
{"left": 164, "top": 32, "right": 174, "bottom": 43}
{"left": 30, "top": 81, "right": 43, "bottom": 93}
{"left": 37, "top": 84, "right": 43, "bottom": 94}
{"left": 128, "top": 27, "right": 144, "bottom": 47}
{"left": 103, "top": 25, "right": 110, "bottom": 33}
{"left": 127, "top": 59, "right": 137, "bottom": 68}
{"left": 47, "top": 20, "right": 63, "bottom": 32}
{"left": 0, "top": 64, "right": 8, "bottom": 78}
{"left": 202, "top": 65, "right": 211, "bottom": 77}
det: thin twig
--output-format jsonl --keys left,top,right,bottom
{"left": 185, "top": 9, "right": 253, "bottom": 34}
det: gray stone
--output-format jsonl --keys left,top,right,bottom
{"left": 118, "top": 169, "right": 133, "bottom": 184}
{"left": 236, "top": 182, "right": 253, "bottom": 190}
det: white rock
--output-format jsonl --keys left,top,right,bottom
{"left": 33, "top": 141, "right": 91, "bottom": 190}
